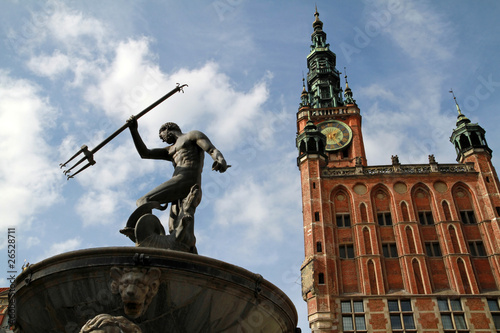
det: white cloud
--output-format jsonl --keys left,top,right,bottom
{"left": 27, "top": 50, "right": 70, "bottom": 77}
{"left": 0, "top": 71, "right": 61, "bottom": 233}
{"left": 42, "top": 237, "right": 82, "bottom": 259}
{"left": 47, "top": 2, "right": 108, "bottom": 50}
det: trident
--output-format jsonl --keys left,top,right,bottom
{"left": 60, "top": 83, "right": 188, "bottom": 180}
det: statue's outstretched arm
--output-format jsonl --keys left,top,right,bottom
{"left": 191, "top": 131, "right": 228, "bottom": 173}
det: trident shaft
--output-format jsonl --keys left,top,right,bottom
{"left": 60, "top": 83, "right": 188, "bottom": 180}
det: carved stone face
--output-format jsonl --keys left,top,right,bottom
{"left": 110, "top": 267, "right": 161, "bottom": 319}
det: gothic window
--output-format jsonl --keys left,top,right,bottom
{"left": 438, "top": 299, "right": 468, "bottom": 332}
{"left": 334, "top": 189, "right": 352, "bottom": 228}
{"left": 449, "top": 225, "right": 461, "bottom": 254}
{"left": 363, "top": 228, "right": 372, "bottom": 255}
{"left": 340, "top": 244, "right": 355, "bottom": 259}
{"left": 382, "top": 243, "right": 398, "bottom": 258}
{"left": 413, "top": 187, "right": 435, "bottom": 225}
{"left": 457, "top": 259, "right": 472, "bottom": 294}
{"left": 425, "top": 241, "right": 442, "bottom": 257}
{"left": 341, "top": 300, "right": 367, "bottom": 332}
{"left": 372, "top": 187, "right": 393, "bottom": 226}
{"left": 314, "top": 211, "right": 320, "bottom": 221}
{"left": 360, "top": 203, "right": 368, "bottom": 223}
{"left": 368, "top": 260, "right": 378, "bottom": 295}
{"left": 453, "top": 186, "right": 478, "bottom": 224}
{"left": 487, "top": 299, "right": 500, "bottom": 331}
{"left": 388, "top": 300, "right": 416, "bottom": 331}
{"left": 406, "top": 227, "right": 417, "bottom": 254}
{"left": 401, "top": 201, "right": 410, "bottom": 221}
{"left": 442, "top": 201, "right": 452, "bottom": 221}
{"left": 316, "top": 241, "right": 322, "bottom": 253}
{"left": 468, "top": 241, "right": 486, "bottom": 257}
{"left": 413, "top": 259, "right": 425, "bottom": 294}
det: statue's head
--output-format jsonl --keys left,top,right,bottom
{"left": 159, "top": 122, "right": 181, "bottom": 144}
{"left": 110, "top": 267, "right": 161, "bottom": 319}
{"left": 80, "top": 314, "right": 142, "bottom": 333}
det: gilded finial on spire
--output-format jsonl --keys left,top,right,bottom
{"left": 313, "top": 5, "right": 323, "bottom": 31}
{"left": 449, "top": 89, "right": 463, "bottom": 115}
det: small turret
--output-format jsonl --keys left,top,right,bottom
{"left": 343, "top": 67, "right": 356, "bottom": 105}
{"left": 449, "top": 90, "right": 491, "bottom": 162}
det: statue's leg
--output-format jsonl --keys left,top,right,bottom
{"left": 136, "top": 174, "right": 195, "bottom": 207}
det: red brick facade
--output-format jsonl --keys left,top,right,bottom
{"left": 298, "top": 100, "right": 500, "bottom": 331}
{"left": 297, "top": 12, "right": 500, "bottom": 332}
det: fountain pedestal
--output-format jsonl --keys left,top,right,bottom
{"left": 14, "top": 247, "right": 298, "bottom": 332}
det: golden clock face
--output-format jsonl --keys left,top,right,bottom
{"left": 317, "top": 120, "right": 353, "bottom": 151}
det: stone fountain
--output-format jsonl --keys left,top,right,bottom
{"left": 12, "top": 94, "right": 299, "bottom": 332}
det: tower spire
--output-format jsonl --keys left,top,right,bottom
{"left": 449, "top": 89, "right": 470, "bottom": 126}
{"left": 343, "top": 67, "right": 356, "bottom": 105}
{"left": 449, "top": 89, "right": 463, "bottom": 115}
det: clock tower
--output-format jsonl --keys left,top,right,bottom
{"left": 297, "top": 8, "right": 366, "bottom": 169}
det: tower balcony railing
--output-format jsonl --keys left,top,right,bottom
{"left": 322, "top": 162, "right": 476, "bottom": 177}
{"left": 297, "top": 106, "right": 359, "bottom": 120}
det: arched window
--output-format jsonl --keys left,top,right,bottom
{"left": 368, "top": 260, "right": 378, "bottom": 295}
{"left": 453, "top": 185, "right": 477, "bottom": 224}
{"left": 442, "top": 201, "right": 452, "bottom": 221}
{"left": 457, "top": 259, "right": 471, "bottom": 294}
{"left": 412, "top": 259, "right": 425, "bottom": 294}
{"left": 372, "top": 187, "right": 392, "bottom": 226}
{"left": 449, "top": 225, "right": 461, "bottom": 254}
{"left": 406, "top": 227, "right": 416, "bottom": 254}
{"left": 413, "top": 187, "right": 434, "bottom": 225}
{"left": 401, "top": 201, "right": 410, "bottom": 222}
{"left": 360, "top": 203, "right": 368, "bottom": 223}
{"left": 333, "top": 189, "right": 351, "bottom": 227}
{"left": 363, "top": 228, "right": 372, "bottom": 255}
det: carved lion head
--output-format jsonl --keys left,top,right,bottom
{"left": 110, "top": 267, "right": 161, "bottom": 319}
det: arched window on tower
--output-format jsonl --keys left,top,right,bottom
{"left": 442, "top": 201, "right": 452, "bottom": 221}
{"left": 363, "top": 227, "right": 372, "bottom": 255}
{"left": 452, "top": 186, "right": 477, "bottom": 224}
{"left": 406, "top": 227, "right": 417, "bottom": 254}
{"left": 449, "top": 225, "right": 461, "bottom": 254}
{"left": 368, "top": 259, "right": 378, "bottom": 295}
{"left": 457, "top": 258, "right": 472, "bottom": 294}
{"left": 401, "top": 201, "right": 410, "bottom": 222}
{"left": 413, "top": 187, "right": 434, "bottom": 225}
{"left": 372, "top": 187, "right": 392, "bottom": 226}
{"left": 333, "top": 189, "right": 351, "bottom": 228}
{"left": 360, "top": 203, "right": 368, "bottom": 223}
{"left": 412, "top": 259, "right": 425, "bottom": 294}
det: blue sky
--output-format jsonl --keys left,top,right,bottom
{"left": 1, "top": 1, "right": 500, "bottom": 331}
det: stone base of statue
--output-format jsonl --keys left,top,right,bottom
{"left": 13, "top": 247, "right": 299, "bottom": 333}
